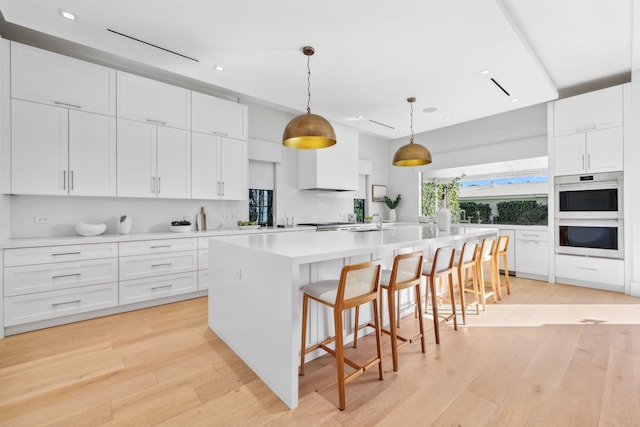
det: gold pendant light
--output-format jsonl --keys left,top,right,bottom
{"left": 392, "top": 97, "right": 432, "bottom": 166}
{"left": 282, "top": 46, "right": 336, "bottom": 149}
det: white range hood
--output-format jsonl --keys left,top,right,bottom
{"left": 298, "top": 122, "right": 358, "bottom": 191}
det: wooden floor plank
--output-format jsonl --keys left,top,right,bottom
{"left": 0, "top": 278, "right": 639, "bottom": 425}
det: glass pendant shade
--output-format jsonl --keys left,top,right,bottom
{"left": 282, "top": 110, "right": 336, "bottom": 149}
{"left": 282, "top": 46, "right": 336, "bottom": 150}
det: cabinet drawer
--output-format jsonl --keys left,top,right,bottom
{"left": 515, "top": 230, "right": 548, "bottom": 242}
{"left": 11, "top": 42, "right": 116, "bottom": 116}
{"left": 198, "top": 237, "right": 210, "bottom": 250}
{"left": 198, "top": 269, "right": 208, "bottom": 291}
{"left": 4, "top": 243, "right": 118, "bottom": 267}
{"left": 4, "top": 282, "right": 118, "bottom": 326}
{"left": 119, "top": 238, "right": 197, "bottom": 256}
{"left": 198, "top": 250, "right": 209, "bottom": 269}
{"left": 555, "top": 255, "right": 624, "bottom": 287}
{"left": 5, "top": 258, "right": 119, "bottom": 296}
{"left": 119, "top": 251, "right": 197, "bottom": 281}
{"left": 119, "top": 272, "right": 198, "bottom": 305}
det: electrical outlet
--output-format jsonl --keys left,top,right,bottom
{"left": 34, "top": 216, "right": 50, "bottom": 224}
{"left": 232, "top": 213, "right": 239, "bottom": 219}
{"left": 223, "top": 214, "right": 231, "bottom": 219}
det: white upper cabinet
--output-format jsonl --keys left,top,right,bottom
{"left": 117, "top": 71, "right": 191, "bottom": 130}
{"left": 554, "top": 127, "right": 623, "bottom": 176}
{"left": 553, "top": 85, "right": 623, "bottom": 137}
{"left": 117, "top": 119, "right": 191, "bottom": 199}
{"left": 11, "top": 99, "right": 116, "bottom": 196}
{"left": 191, "top": 92, "right": 248, "bottom": 140}
{"left": 192, "top": 132, "right": 246, "bottom": 200}
{"left": 11, "top": 42, "right": 116, "bottom": 116}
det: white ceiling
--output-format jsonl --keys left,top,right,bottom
{"left": 0, "top": 0, "right": 634, "bottom": 141}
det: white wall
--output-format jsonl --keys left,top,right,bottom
{"left": 628, "top": 70, "right": 640, "bottom": 296}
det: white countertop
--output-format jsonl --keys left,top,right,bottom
{"left": 453, "top": 223, "right": 549, "bottom": 231}
{"left": 0, "top": 226, "right": 314, "bottom": 249}
{"left": 210, "top": 225, "right": 497, "bottom": 264}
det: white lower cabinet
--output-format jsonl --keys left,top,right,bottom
{"left": 118, "top": 252, "right": 197, "bottom": 281}
{"left": 198, "top": 250, "right": 209, "bottom": 290}
{"left": 119, "top": 272, "right": 198, "bottom": 305}
{"left": 555, "top": 254, "right": 624, "bottom": 291}
{"left": 515, "top": 230, "right": 549, "bottom": 279}
{"left": 4, "top": 282, "right": 118, "bottom": 327}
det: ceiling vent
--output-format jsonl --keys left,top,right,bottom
{"left": 490, "top": 78, "right": 510, "bottom": 96}
{"left": 106, "top": 28, "right": 199, "bottom": 62}
{"left": 368, "top": 119, "right": 395, "bottom": 129}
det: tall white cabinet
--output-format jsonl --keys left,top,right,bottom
{"left": 192, "top": 133, "right": 246, "bottom": 200}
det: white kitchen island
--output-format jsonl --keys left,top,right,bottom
{"left": 208, "top": 225, "right": 497, "bottom": 408}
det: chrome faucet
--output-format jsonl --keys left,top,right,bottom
{"left": 371, "top": 213, "right": 382, "bottom": 230}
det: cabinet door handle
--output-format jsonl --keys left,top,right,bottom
{"left": 152, "top": 177, "right": 156, "bottom": 193}
{"left": 52, "top": 299, "right": 81, "bottom": 306}
{"left": 145, "top": 118, "right": 167, "bottom": 125}
{"left": 70, "top": 170, "right": 74, "bottom": 190}
{"left": 150, "top": 244, "right": 171, "bottom": 249}
{"left": 212, "top": 131, "right": 229, "bottom": 137}
{"left": 151, "top": 262, "right": 172, "bottom": 268}
{"left": 587, "top": 154, "right": 591, "bottom": 169}
{"left": 221, "top": 182, "right": 225, "bottom": 196}
{"left": 63, "top": 170, "right": 66, "bottom": 190}
{"left": 52, "top": 251, "right": 81, "bottom": 256}
{"left": 522, "top": 233, "right": 539, "bottom": 237}
{"left": 217, "top": 181, "right": 221, "bottom": 196}
{"left": 157, "top": 177, "right": 161, "bottom": 194}
{"left": 582, "top": 155, "right": 585, "bottom": 170}
{"left": 52, "top": 273, "right": 82, "bottom": 279}
{"left": 54, "top": 101, "right": 82, "bottom": 109}
{"left": 151, "top": 284, "right": 172, "bottom": 290}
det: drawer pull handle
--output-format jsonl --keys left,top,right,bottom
{"left": 52, "top": 299, "right": 81, "bottom": 306}
{"left": 577, "top": 267, "right": 598, "bottom": 271}
{"left": 151, "top": 284, "right": 172, "bottom": 290}
{"left": 52, "top": 273, "right": 82, "bottom": 279}
{"left": 145, "top": 118, "right": 167, "bottom": 125}
{"left": 150, "top": 245, "right": 171, "bottom": 249}
{"left": 151, "top": 263, "right": 172, "bottom": 268}
{"left": 54, "top": 101, "right": 82, "bottom": 109}
{"left": 52, "top": 252, "right": 81, "bottom": 256}
{"left": 212, "top": 131, "right": 229, "bottom": 137}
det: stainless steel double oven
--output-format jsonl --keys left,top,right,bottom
{"left": 554, "top": 171, "right": 623, "bottom": 259}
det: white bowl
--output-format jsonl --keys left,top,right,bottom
{"left": 75, "top": 222, "right": 107, "bottom": 237}
{"left": 171, "top": 225, "right": 192, "bottom": 233}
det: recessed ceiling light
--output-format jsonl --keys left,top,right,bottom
{"left": 479, "top": 69, "right": 490, "bottom": 75}
{"left": 423, "top": 107, "right": 438, "bottom": 113}
{"left": 511, "top": 98, "right": 520, "bottom": 102}
{"left": 58, "top": 9, "right": 76, "bottom": 21}
{"left": 213, "top": 65, "right": 224, "bottom": 72}
{"left": 357, "top": 115, "right": 364, "bottom": 119}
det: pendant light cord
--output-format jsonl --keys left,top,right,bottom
{"left": 410, "top": 100, "right": 415, "bottom": 143}
{"left": 306, "top": 53, "right": 311, "bottom": 113}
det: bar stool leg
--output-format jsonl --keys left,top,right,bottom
{"left": 353, "top": 306, "right": 360, "bottom": 348}
{"left": 387, "top": 286, "right": 399, "bottom": 371}
{"left": 503, "top": 255, "right": 511, "bottom": 295}
{"left": 428, "top": 277, "right": 440, "bottom": 344}
{"left": 477, "top": 261, "right": 487, "bottom": 311}
{"left": 334, "top": 309, "right": 346, "bottom": 410}
{"left": 447, "top": 272, "right": 457, "bottom": 330}
{"left": 457, "top": 268, "right": 467, "bottom": 325}
{"left": 414, "top": 283, "right": 426, "bottom": 353}
{"left": 299, "top": 294, "right": 309, "bottom": 376}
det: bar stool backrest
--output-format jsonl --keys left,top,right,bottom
{"left": 460, "top": 240, "right": 479, "bottom": 264}
{"left": 339, "top": 260, "right": 382, "bottom": 308}
{"left": 496, "top": 234, "right": 509, "bottom": 253}
{"left": 479, "top": 237, "right": 496, "bottom": 261}
{"left": 428, "top": 246, "right": 456, "bottom": 276}
{"left": 391, "top": 251, "right": 424, "bottom": 290}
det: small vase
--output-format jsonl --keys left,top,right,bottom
{"left": 388, "top": 209, "right": 397, "bottom": 222}
{"left": 118, "top": 215, "right": 132, "bottom": 235}
{"left": 436, "top": 199, "right": 451, "bottom": 232}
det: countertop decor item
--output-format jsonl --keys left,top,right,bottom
{"left": 199, "top": 207, "right": 207, "bottom": 231}
{"left": 392, "top": 97, "right": 432, "bottom": 166}
{"left": 384, "top": 194, "right": 401, "bottom": 222}
{"left": 75, "top": 222, "right": 107, "bottom": 237}
{"left": 117, "top": 215, "right": 132, "bottom": 235}
{"left": 436, "top": 193, "right": 452, "bottom": 232}
{"left": 282, "top": 46, "right": 336, "bottom": 150}
{"left": 170, "top": 220, "right": 192, "bottom": 233}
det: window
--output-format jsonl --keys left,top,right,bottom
{"left": 249, "top": 189, "right": 273, "bottom": 226}
{"left": 354, "top": 198, "right": 365, "bottom": 222}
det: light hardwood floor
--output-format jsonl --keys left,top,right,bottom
{"left": 1, "top": 277, "right": 639, "bottom": 426}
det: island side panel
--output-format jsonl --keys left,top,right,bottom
{"left": 208, "top": 238, "right": 299, "bottom": 408}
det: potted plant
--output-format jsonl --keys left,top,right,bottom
{"left": 384, "top": 194, "right": 401, "bottom": 222}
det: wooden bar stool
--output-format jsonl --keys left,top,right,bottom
{"left": 422, "top": 246, "right": 456, "bottom": 344}
{"left": 454, "top": 240, "right": 480, "bottom": 324}
{"left": 477, "top": 237, "right": 498, "bottom": 310}
{"left": 378, "top": 251, "right": 425, "bottom": 372}
{"left": 299, "top": 260, "right": 383, "bottom": 411}
{"left": 495, "top": 234, "right": 511, "bottom": 298}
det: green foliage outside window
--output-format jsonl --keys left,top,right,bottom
{"left": 496, "top": 200, "right": 548, "bottom": 225}
{"left": 422, "top": 179, "right": 461, "bottom": 222}
{"left": 458, "top": 202, "right": 492, "bottom": 223}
